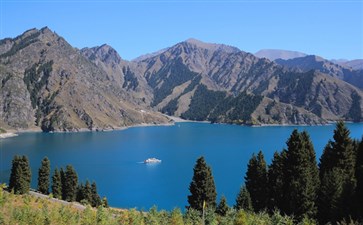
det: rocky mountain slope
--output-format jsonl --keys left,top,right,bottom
{"left": 1, "top": 27, "right": 363, "bottom": 131}
{"left": 86, "top": 38, "right": 362, "bottom": 125}
{"left": 0, "top": 27, "right": 170, "bottom": 132}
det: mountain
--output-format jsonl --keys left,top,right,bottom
{"left": 255, "top": 49, "right": 307, "bottom": 60}
{"left": 1, "top": 28, "right": 363, "bottom": 131}
{"left": 123, "top": 39, "right": 362, "bottom": 125}
{"left": 0, "top": 27, "right": 170, "bottom": 132}
{"left": 333, "top": 59, "right": 363, "bottom": 70}
{"left": 51, "top": 36, "right": 363, "bottom": 125}
{"left": 274, "top": 55, "right": 363, "bottom": 89}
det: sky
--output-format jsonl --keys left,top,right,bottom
{"left": 1, "top": 0, "right": 363, "bottom": 60}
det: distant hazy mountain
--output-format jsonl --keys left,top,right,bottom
{"left": 255, "top": 49, "right": 307, "bottom": 60}
{"left": 275, "top": 55, "right": 363, "bottom": 89}
{"left": 1, "top": 28, "right": 363, "bottom": 131}
{"left": 331, "top": 59, "right": 363, "bottom": 70}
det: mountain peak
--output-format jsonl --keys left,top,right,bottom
{"left": 81, "top": 43, "right": 122, "bottom": 64}
{"left": 180, "top": 38, "right": 240, "bottom": 54}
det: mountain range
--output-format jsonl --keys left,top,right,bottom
{"left": 1, "top": 27, "right": 362, "bottom": 132}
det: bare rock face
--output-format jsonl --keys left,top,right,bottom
{"left": 0, "top": 27, "right": 170, "bottom": 132}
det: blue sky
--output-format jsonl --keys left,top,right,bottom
{"left": 1, "top": 1, "right": 362, "bottom": 60}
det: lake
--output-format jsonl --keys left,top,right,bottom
{"left": 1, "top": 122, "right": 363, "bottom": 210}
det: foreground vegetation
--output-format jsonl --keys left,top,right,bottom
{"left": 0, "top": 184, "right": 314, "bottom": 225}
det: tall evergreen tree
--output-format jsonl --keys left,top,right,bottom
{"left": 60, "top": 168, "right": 66, "bottom": 200}
{"left": 9, "top": 155, "right": 21, "bottom": 192}
{"left": 76, "top": 183, "right": 85, "bottom": 202}
{"left": 216, "top": 195, "right": 229, "bottom": 216}
{"left": 283, "top": 129, "right": 318, "bottom": 220}
{"left": 235, "top": 185, "right": 253, "bottom": 211}
{"left": 267, "top": 150, "right": 286, "bottom": 212}
{"left": 317, "top": 168, "right": 344, "bottom": 224}
{"left": 8, "top": 155, "right": 31, "bottom": 194}
{"left": 188, "top": 156, "right": 217, "bottom": 211}
{"left": 37, "top": 157, "right": 50, "bottom": 194}
{"left": 51, "top": 168, "right": 62, "bottom": 199}
{"left": 318, "top": 121, "right": 357, "bottom": 222}
{"left": 91, "top": 181, "right": 101, "bottom": 207}
{"left": 354, "top": 137, "right": 363, "bottom": 221}
{"left": 245, "top": 150, "right": 268, "bottom": 212}
{"left": 63, "top": 165, "right": 78, "bottom": 202}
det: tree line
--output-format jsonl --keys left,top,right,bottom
{"left": 187, "top": 121, "right": 363, "bottom": 224}
{"left": 8, "top": 156, "right": 108, "bottom": 208}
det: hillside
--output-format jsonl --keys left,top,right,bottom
{"left": 0, "top": 186, "right": 309, "bottom": 225}
{"left": 0, "top": 27, "right": 170, "bottom": 132}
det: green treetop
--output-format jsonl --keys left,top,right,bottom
{"left": 188, "top": 156, "right": 217, "bottom": 211}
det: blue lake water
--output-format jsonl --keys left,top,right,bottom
{"left": 1, "top": 122, "right": 363, "bottom": 210}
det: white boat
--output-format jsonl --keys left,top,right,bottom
{"left": 144, "top": 158, "right": 162, "bottom": 164}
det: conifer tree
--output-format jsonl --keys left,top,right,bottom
{"left": 235, "top": 186, "right": 253, "bottom": 211}
{"left": 76, "top": 183, "right": 85, "bottom": 202}
{"left": 9, "top": 155, "right": 21, "bottom": 192}
{"left": 37, "top": 157, "right": 50, "bottom": 194}
{"left": 318, "top": 121, "right": 356, "bottom": 222}
{"left": 64, "top": 165, "right": 78, "bottom": 202}
{"left": 102, "top": 197, "right": 109, "bottom": 208}
{"left": 267, "top": 151, "right": 286, "bottom": 212}
{"left": 91, "top": 181, "right": 102, "bottom": 207}
{"left": 51, "top": 168, "right": 62, "bottom": 199}
{"left": 8, "top": 155, "right": 31, "bottom": 194}
{"left": 283, "top": 129, "right": 318, "bottom": 220}
{"left": 317, "top": 168, "right": 344, "bottom": 224}
{"left": 188, "top": 156, "right": 217, "bottom": 211}
{"left": 216, "top": 195, "right": 229, "bottom": 216}
{"left": 354, "top": 137, "right": 363, "bottom": 221}
{"left": 245, "top": 151, "right": 268, "bottom": 212}
{"left": 60, "top": 168, "right": 66, "bottom": 200}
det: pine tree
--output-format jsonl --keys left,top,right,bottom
{"left": 317, "top": 168, "right": 344, "bottom": 224}
{"left": 8, "top": 155, "right": 21, "bottom": 192}
{"left": 20, "top": 156, "right": 31, "bottom": 193}
{"left": 37, "top": 157, "right": 50, "bottom": 194}
{"left": 76, "top": 183, "right": 85, "bottom": 203}
{"left": 102, "top": 197, "right": 109, "bottom": 208}
{"left": 91, "top": 181, "right": 101, "bottom": 207}
{"left": 245, "top": 150, "right": 268, "bottom": 212}
{"left": 216, "top": 195, "right": 229, "bottom": 216}
{"left": 63, "top": 165, "right": 78, "bottom": 202}
{"left": 354, "top": 137, "right": 363, "bottom": 221}
{"left": 60, "top": 168, "right": 66, "bottom": 200}
{"left": 235, "top": 186, "right": 253, "bottom": 211}
{"left": 318, "top": 121, "right": 357, "bottom": 222}
{"left": 188, "top": 156, "right": 217, "bottom": 211}
{"left": 8, "top": 155, "right": 31, "bottom": 194}
{"left": 267, "top": 150, "right": 286, "bottom": 212}
{"left": 51, "top": 168, "right": 62, "bottom": 199}
{"left": 283, "top": 129, "right": 318, "bottom": 220}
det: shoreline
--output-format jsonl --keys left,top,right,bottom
{"left": 0, "top": 118, "right": 359, "bottom": 138}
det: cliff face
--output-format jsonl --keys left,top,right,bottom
{"left": 0, "top": 27, "right": 170, "bottom": 132}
